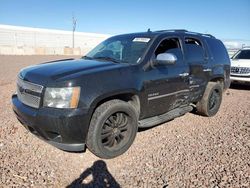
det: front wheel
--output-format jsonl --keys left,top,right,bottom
{"left": 86, "top": 99, "right": 138, "bottom": 159}
{"left": 196, "top": 82, "right": 223, "bottom": 117}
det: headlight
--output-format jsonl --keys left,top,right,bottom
{"left": 43, "top": 87, "right": 80, "bottom": 108}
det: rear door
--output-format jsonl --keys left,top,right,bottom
{"left": 183, "top": 36, "right": 210, "bottom": 102}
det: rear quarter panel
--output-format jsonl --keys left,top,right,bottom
{"left": 205, "top": 38, "right": 231, "bottom": 89}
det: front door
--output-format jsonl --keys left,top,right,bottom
{"left": 143, "top": 37, "right": 190, "bottom": 118}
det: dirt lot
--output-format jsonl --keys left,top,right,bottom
{"left": 0, "top": 55, "right": 249, "bottom": 187}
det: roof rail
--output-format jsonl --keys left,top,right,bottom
{"left": 155, "top": 29, "right": 216, "bottom": 39}
{"left": 201, "top": 34, "right": 216, "bottom": 39}
{"left": 155, "top": 29, "right": 188, "bottom": 33}
{"left": 185, "top": 31, "right": 216, "bottom": 39}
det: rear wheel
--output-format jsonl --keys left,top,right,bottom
{"left": 86, "top": 99, "right": 138, "bottom": 159}
{"left": 196, "top": 82, "right": 223, "bottom": 117}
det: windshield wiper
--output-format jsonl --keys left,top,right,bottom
{"left": 81, "top": 55, "right": 93, "bottom": 60}
{"left": 93, "top": 56, "right": 125, "bottom": 64}
{"left": 93, "top": 56, "right": 128, "bottom": 63}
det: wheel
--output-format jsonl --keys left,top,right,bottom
{"left": 196, "top": 82, "right": 223, "bottom": 117}
{"left": 86, "top": 99, "right": 138, "bottom": 159}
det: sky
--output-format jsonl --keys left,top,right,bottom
{"left": 0, "top": 0, "right": 250, "bottom": 41}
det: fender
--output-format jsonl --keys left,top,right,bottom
{"left": 88, "top": 88, "right": 141, "bottom": 116}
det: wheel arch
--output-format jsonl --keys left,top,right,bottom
{"left": 89, "top": 90, "right": 141, "bottom": 119}
{"left": 209, "top": 76, "right": 225, "bottom": 89}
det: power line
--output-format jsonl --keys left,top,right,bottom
{"left": 72, "top": 14, "right": 77, "bottom": 48}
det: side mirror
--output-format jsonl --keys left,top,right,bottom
{"left": 154, "top": 53, "right": 177, "bottom": 65}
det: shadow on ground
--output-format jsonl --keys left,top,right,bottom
{"left": 230, "top": 83, "right": 250, "bottom": 90}
{"left": 67, "top": 160, "right": 120, "bottom": 188}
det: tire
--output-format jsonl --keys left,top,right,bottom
{"left": 196, "top": 82, "right": 223, "bottom": 117}
{"left": 86, "top": 99, "right": 138, "bottom": 159}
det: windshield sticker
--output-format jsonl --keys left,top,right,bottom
{"left": 133, "top": 38, "right": 150, "bottom": 43}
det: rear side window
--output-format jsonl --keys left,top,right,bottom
{"left": 185, "top": 37, "right": 205, "bottom": 64}
{"left": 206, "top": 38, "right": 229, "bottom": 63}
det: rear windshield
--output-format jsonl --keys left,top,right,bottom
{"left": 233, "top": 49, "right": 250, "bottom": 59}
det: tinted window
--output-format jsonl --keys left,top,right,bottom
{"left": 205, "top": 38, "right": 229, "bottom": 63}
{"left": 155, "top": 38, "right": 181, "bottom": 56}
{"left": 185, "top": 38, "right": 202, "bottom": 46}
{"left": 185, "top": 37, "right": 204, "bottom": 63}
{"left": 154, "top": 38, "right": 183, "bottom": 64}
{"left": 233, "top": 50, "right": 250, "bottom": 59}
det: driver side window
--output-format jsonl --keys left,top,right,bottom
{"left": 155, "top": 38, "right": 183, "bottom": 64}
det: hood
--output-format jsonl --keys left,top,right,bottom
{"left": 20, "top": 58, "right": 127, "bottom": 85}
{"left": 231, "top": 59, "right": 250, "bottom": 68}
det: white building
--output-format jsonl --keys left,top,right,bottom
{"left": 0, "top": 24, "right": 110, "bottom": 55}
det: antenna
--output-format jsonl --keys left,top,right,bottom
{"left": 147, "top": 28, "right": 151, "bottom": 32}
{"left": 72, "top": 14, "right": 77, "bottom": 48}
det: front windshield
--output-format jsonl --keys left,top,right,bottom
{"left": 233, "top": 49, "right": 250, "bottom": 59}
{"left": 85, "top": 35, "right": 151, "bottom": 64}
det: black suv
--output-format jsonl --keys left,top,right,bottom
{"left": 12, "top": 30, "right": 230, "bottom": 158}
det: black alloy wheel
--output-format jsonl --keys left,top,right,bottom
{"left": 101, "top": 112, "right": 131, "bottom": 150}
{"left": 86, "top": 99, "right": 138, "bottom": 159}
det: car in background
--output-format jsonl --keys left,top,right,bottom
{"left": 230, "top": 47, "right": 250, "bottom": 84}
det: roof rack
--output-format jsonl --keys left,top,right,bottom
{"left": 155, "top": 30, "right": 216, "bottom": 39}
{"left": 184, "top": 31, "right": 216, "bottom": 39}
{"left": 155, "top": 29, "right": 188, "bottom": 33}
{"left": 201, "top": 34, "right": 216, "bottom": 39}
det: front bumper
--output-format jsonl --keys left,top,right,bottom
{"left": 12, "top": 94, "right": 91, "bottom": 152}
{"left": 230, "top": 75, "right": 250, "bottom": 84}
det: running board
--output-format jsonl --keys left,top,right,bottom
{"left": 138, "top": 106, "right": 193, "bottom": 128}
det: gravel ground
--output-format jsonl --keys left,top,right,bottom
{"left": 0, "top": 55, "right": 249, "bottom": 188}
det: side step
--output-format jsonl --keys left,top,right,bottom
{"left": 138, "top": 106, "right": 193, "bottom": 128}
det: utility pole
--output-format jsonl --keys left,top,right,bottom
{"left": 72, "top": 15, "right": 77, "bottom": 48}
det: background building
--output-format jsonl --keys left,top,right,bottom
{"left": 0, "top": 24, "right": 110, "bottom": 55}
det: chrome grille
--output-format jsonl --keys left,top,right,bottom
{"left": 17, "top": 77, "right": 43, "bottom": 108}
{"left": 231, "top": 67, "right": 250, "bottom": 75}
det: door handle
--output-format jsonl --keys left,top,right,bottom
{"left": 179, "top": 73, "right": 189, "bottom": 77}
{"left": 203, "top": 68, "right": 212, "bottom": 72}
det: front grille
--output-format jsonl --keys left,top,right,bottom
{"left": 231, "top": 67, "right": 250, "bottom": 75}
{"left": 17, "top": 77, "right": 43, "bottom": 108}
